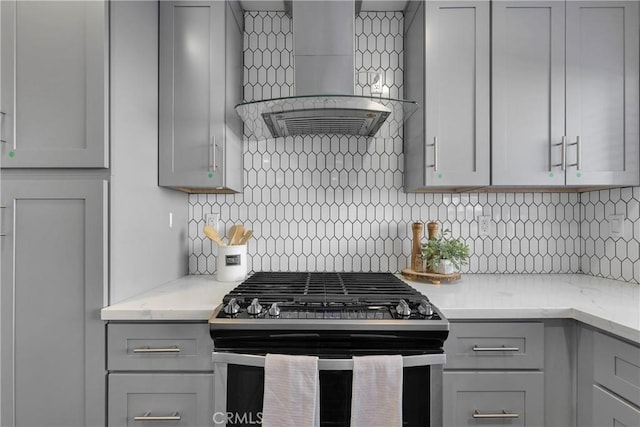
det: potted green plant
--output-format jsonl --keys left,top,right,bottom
{"left": 421, "top": 229, "right": 470, "bottom": 274}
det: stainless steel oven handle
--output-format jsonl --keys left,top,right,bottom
{"left": 212, "top": 352, "right": 446, "bottom": 369}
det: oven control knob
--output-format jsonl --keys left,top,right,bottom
{"left": 268, "top": 303, "right": 281, "bottom": 317}
{"left": 247, "top": 298, "right": 263, "bottom": 315}
{"left": 418, "top": 300, "right": 434, "bottom": 317}
{"left": 223, "top": 298, "right": 240, "bottom": 315}
{"left": 396, "top": 299, "right": 411, "bottom": 317}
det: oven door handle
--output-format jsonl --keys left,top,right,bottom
{"left": 212, "top": 352, "right": 446, "bottom": 370}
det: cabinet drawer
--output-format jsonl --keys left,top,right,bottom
{"left": 108, "top": 323, "right": 213, "bottom": 371}
{"left": 593, "top": 384, "right": 640, "bottom": 427}
{"left": 593, "top": 331, "right": 640, "bottom": 407}
{"left": 108, "top": 373, "right": 214, "bottom": 427}
{"left": 444, "top": 322, "right": 544, "bottom": 369}
{"left": 443, "top": 371, "right": 544, "bottom": 427}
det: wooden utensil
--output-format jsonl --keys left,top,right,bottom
{"left": 238, "top": 230, "right": 253, "bottom": 245}
{"left": 227, "top": 224, "right": 243, "bottom": 245}
{"left": 203, "top": 225, "right": 224, "bottom": 246}
{"left": 233, "top": 225, "right": 245, "bottom": 245}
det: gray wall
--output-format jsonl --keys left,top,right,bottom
{"left": 110, "top": 1, "right": 188, "bottom": 303}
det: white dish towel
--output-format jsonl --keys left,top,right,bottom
{"left": 261, "top": 353, "right": 320, "bottom": 427}
{"left": 350, "top": 355, "right": 403, "bottom": 427}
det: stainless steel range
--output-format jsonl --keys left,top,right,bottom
{"left": 209, "top": 272, "right": 449, "bottom": 427}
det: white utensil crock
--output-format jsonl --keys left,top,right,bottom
{"left": 216, "top": 245, "right": 248, "bottom": 282}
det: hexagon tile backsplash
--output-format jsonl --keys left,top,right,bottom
{"left": 188, "top": 11, "right": 639, "bottom": 285}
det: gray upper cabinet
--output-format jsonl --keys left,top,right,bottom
{"left": 565, "top": 1, "right": 639, "bottom": 187}
{"left": 404, "top": 1, "right": 490, "bottom": 191}
{"left": 492, "top": 1, "right": 566, "bottom": 187}
{"left": 493, "top": 1, "right": 639, "bottom": 188}
{"left": 0, "top": 0, "right": 108, "bottom": 168}
{"left": 159, "top": 0, "right": 243, "bottom": 193}
{"left": 0, "top": 179, "right": 107, "bottom": 427}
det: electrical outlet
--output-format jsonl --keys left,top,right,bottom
{"left": 205, "top": 212, "right": 220, "bottom": 231}
{"left": 607, "top": 214, "right": 625, "bottom": 238}
{"left": 371, "top": 72, "right": 383, "bottom": 94}
{"left": 478, "top": 216, "right": 491, "bottom": 237}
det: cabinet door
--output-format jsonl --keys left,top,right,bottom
{"left": 0, "top": 179, "right": 107, "bottom": 426}
{"left": 159, "top": 1, "right": 243, "bottom": 192}
{"left": 492, "top": 1, "right": 566, "bottom": 186}
{"left": 565, "top": 1, "right": 639, "bottom": 186}
{"left": 443, "top": 372, "right": 544, "bottom": 427}
{"left": 424, "top": 1, "right": 490, "bottom": 187}
{"left": 108, "top": 374, "right": 214, "bottom": 427}
{"left": 0, "top": 1, "right": 108, "bottom": 168}
{"left": 593, "top": 385, "right": 640, "bottom": 427}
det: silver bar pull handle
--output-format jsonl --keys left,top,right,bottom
{"left": 134, "top": 411, "right": 181, "bottom": 421}
{"left": 132, "top": 346, "right": 181, "bottom": 354}
{"left": 208, "top": 137, "right": 214, "bottom": 172}
{"left": 213, "top": 136, "right": 218, "bottom": 171}
{"left": 551, "top": 136, "right": 566, "bottom": 170}
{"left": 473, "top": 409, "right": 519, "bottom": 419}
{"left": 472, "top": 345, "right": 520, "bottom": 352}
{"left": 567, "top": 136, "right": 581, "bottom": 170}
{"left": 0, "top": 111, "right": 5, "bottom": 143}
{"left": 0, "top": 205, "right": 5, "bottom": 236}
{"left": 428, "top": 136, "right": 438, "bottom": 172}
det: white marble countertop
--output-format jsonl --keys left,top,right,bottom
{"left": 101, "top": 274, "right": 640, "bottom": 343}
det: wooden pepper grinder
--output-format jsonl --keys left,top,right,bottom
{"left": 411, "top": 222, "right": 424, "bottom": 272}
{"left": 426, "top": 222, "right": 439, "bottom": 272}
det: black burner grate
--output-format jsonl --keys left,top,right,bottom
{"left": 223, "top": 272, "right": 426, "bottom": 304}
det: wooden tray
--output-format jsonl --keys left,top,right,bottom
{"left": 401, "top": 268, "right": 461, "bottom": 285}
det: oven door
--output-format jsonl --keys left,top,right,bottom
{"left": 212, "top": 352, "right": 445, "bottom": 427}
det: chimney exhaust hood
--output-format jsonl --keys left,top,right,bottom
{"left": 236, "top": 0, "right": 418, "bottom": 139}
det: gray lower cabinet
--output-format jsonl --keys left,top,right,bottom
{"left": 108, "top": 374, "right": 214, "bottom": 427}
{"left": 576, "top": 325, "right": 640, "bottom": 427}
{"left": 0, "top": 179, "right": 107, "bottom": 427}
{"left": 492, "top": 1, "right": 639, "bottom": 187}
{"left": 593, "top": 385, "right": 640, "bottom": 427}
{"left": 443, "top": 372, "right": 544, "bottom": 427}
{"left": 107, "top": 322, "right": 215, "bottom": 427}
{"left": 158, "top": 0, "right": 243, "bottom": 193}
{"left": 0, "top": 0, "right": 108, "bottom": 168}
{"left": 404, "top": 1, "right": 490, "bottom": 190}
{"left": 443, "top": 321, "right": 545, "bottom": 427}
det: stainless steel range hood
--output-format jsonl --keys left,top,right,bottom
{"left": 236, "top": 0, "right": 418, "bottom": 139}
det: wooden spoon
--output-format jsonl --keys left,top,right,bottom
{"left": 227, "top": 225, "right": 240, "bottom": 245}
{"left": 203, "top": 225, "right": 224, "bottom": 246}
{"left": 238, "top": 230, "right": 253, "bottom": 245}
{"left": 232, "top": 225, "right": 245, "bottom": 245}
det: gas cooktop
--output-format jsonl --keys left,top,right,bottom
{"left": 209, "top": 272, "right": 449, "bottom": 331}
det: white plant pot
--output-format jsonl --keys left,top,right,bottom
{"left": 435, "top": 259, "right": 455, "bottom": 274}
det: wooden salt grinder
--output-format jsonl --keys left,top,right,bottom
{"left": 411, "top": 222, "right": 424, "bottom": 272}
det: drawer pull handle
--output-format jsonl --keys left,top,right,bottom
{"left": 473, "top": 409, "right": 519, "bottom": 419}
{"left": 132, "top": 346, "right": 181, "bottom": 354}
{"left": 134, "top": 411, "right": 181, "bottom": 421}
{"left": 472, "top": 345, "right": 520, "bottom": 352}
